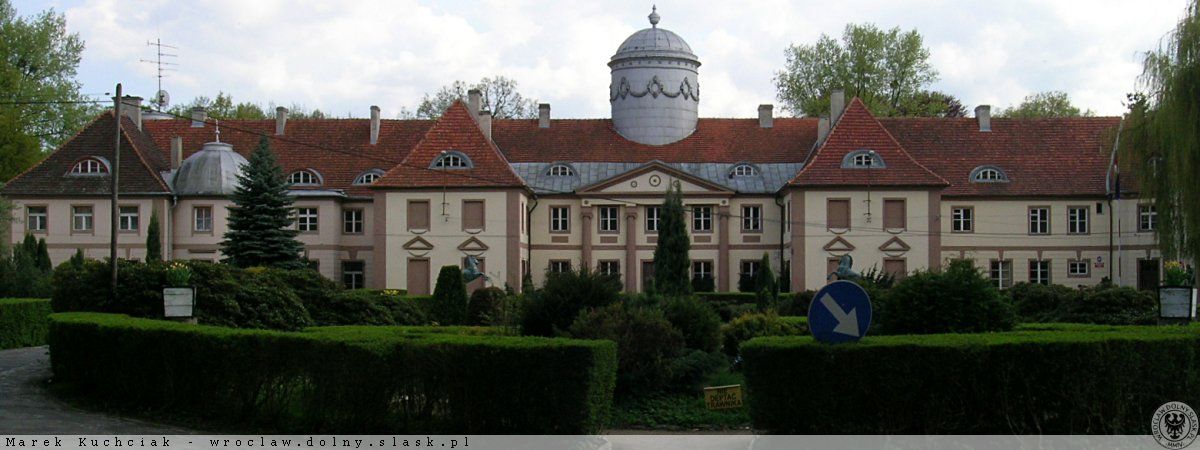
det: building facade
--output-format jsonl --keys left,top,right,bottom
{"left": 2, "top": 11, "right": 1161, "bottom": 294}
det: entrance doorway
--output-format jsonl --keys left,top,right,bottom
{"left": 641, "top": 261, "right": 655, "bottom": 292}
{"left": 408, "top": 258, "right": 431, "bottom": 295}
{"left": 1138, "top": 258, "right": 1160, "bottom": 291}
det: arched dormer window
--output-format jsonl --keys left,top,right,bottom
{"left": 432, "top": 151, "right": 472, "bottom": 169}
{"left": 546, "top": 164, "right": 575, "bottom": 177}
{"left": 729, "top": 164, "right": 758, "bottom": 177}
{"left": 841, "top": 149, "right": 885, "bottom": 169}
{"left": 67, "top": 156, "right": 110, "bottom": 176}
{"left": 969, "top": 165, "right": 1010, "bottom": 183}
{"left": 287, "top": 169, "right": 323, "bottom": 186}
{"left": 354, "top": 169, "right": 386, "bottom": 185}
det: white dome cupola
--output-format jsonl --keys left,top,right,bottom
{"left": 609, "top": 6, "right": 700, "bottom": 146}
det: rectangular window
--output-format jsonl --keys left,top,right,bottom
{"left": 343, "top": 208, "right": 364, "bottom": 234}
{"left": 692, "top": 206, "right": 712, "bottom": 232}
{"left": 883, "top": 258, "right": 907, "bottom": 280}
{"left": 118, "top": 205, "right": 139, "bottom": 232}
{"left": 462, "top": 200, "right": 485, "bottom": 231}
{"left": 742, "top": 205, "right": 762, "bottom": 231}
{"left": 1028, "top": 207, "right": 1050, "bottom": 235}
{"left": 599, "top": 206, "right": 619, "bottom": 233}
{"left": 951, "top": 207, "right": 973, "bottom": 233}
{"left": 645, "top": 206, "right": 661, "bottom": 232}
{"left": 1029, "top": 260, "right": 1051, "bottom": 285}
{"left": 1139, "top": 204, "right": 1157, "bottom": 232}
{"left": 550, "top": 206, "right": 570, "bottom": 232}
{"left": 598, "top": 260, "right": 621, "bottom": 277}
{"left": 342, "top": 261, "right": 365, "bottom": 289}
{"left": 883, "top": 199, "right": 906, "bottom": 230}
{"left": 1068, "top": 206, "right": 1089, "bottom": 234}
{"left": 740, "top": 260, "right": 760, "bottom": 279}
{"left": 26, "top": 206, "right": 47, "bottom": 232}
{"left": 194, "top": 206, "right": 213, "bottom": 232}
{"left": 692, "top": 260, "right": 713, "bottom": 280}
{"left": 297, "top": 207, "right": 319, "bottom": 232}
{"left": 990, "top": 260, "right": 1013, "bottom": 289}
{"left": 407, "top": 200, "right": 430, "bottom": 231}
{"left": 827, "top": 199, "right": 850, "bottom": 229}
{"left": 72, "top": 206, "right": 94, "bottom": 232}
{"left": 549, "top": 260, "right": 571, "bottom": 274}
{"left": 1068, "top": 259, "right": 1090, "bottom": 278}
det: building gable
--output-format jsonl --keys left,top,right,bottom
{"left": 576, "top": 161, "right": 732, "bottom": 196}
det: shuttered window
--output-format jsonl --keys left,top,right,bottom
{"left": 883, "top": 259, "right": 907, "bottom": 280}
{"left": 462, "top": 200, "right": 485, "bottom": 231}
{"left": 883, "top": 199, "right": 906, "bottom": 229}
{"left": 827, "top": 199, "right": 850, "bottom": 229}
{"left": 408, "top": 201, "right": 430, "bottom": 231}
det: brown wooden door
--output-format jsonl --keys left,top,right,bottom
{"left": 641, "top": 261, "right": 655, "bottom": 293}
{"left": 408, "top": 259, "right": 431, "bottom": 295}
{"left": 1138, "top": 259, "right": 1160, "bottom": 291}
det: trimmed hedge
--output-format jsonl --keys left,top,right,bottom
{"left": 49, "top": 313, "right": 616, "bottom": 433}
{"left": 742, "top": 327, "right": 1200, "bottom": 433}
{"left": 0, "top": 298, "right": 51, "bottom": 349}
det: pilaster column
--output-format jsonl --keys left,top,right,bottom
{"left": 625, "top": 208, "right": 638, "bottom": 292}
{"left": 718, "top": 204, "right": 730, "bottom": 292}
{"left": 790, "top": 190, "right": 805, "bottom": 291}
{"left": 581, "top": 205, "right": 594, "bottom": 271}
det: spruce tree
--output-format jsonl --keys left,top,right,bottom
{"left": 145, "top": 211, "right": 162, "bottom": 263}
{"left": 221, "top": 137, "right": 305, "bottom": 269}
{"left": 653, "top": 183, "right": 692, "bottom": 296}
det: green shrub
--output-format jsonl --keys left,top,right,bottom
{"left": 378, "top": 295, "right": 429, "bottom": 326}
{"left": 1008, "top": 282, "right": 1079, "bottom": 322}
{"left": 0, "top": 299, "right": 51, "bottom": 349}
{"left": 268, "top": 267, "right": 343, "bottom": 317}
{"left": 522, "top": 268, "right": 621, "bottom": 336}
{"left": 691, "top": 275, "right": 715, "bottom": 293}
{"left": 234, "top": 269, "right": 313, "bottom": 331}
{"left": 742, "top": 327, "right": 1200, "bottom": 433}
{"left": 778, "top": 290, "right": 815, "bottom": 316}
{"left": 307, "top": 290, "right": 396, "bottom": 326}
{"left": 466, "top": 287, "right": 507, "bottom": 326}
{"left": 432, "top": 266, "right": 468, "bottom": 325}
{"left": 49, "top": 312, "right": 616, "bottom": 433}
{"left": 1061, "top": 285, "right": 1157, "bottom": 325}
{"left": 875, "top": 260, "right": 1016, "bottom": 335}
{"left": 568, "top": 303, "right": 685, "bottom": 396}
{"left": 720, "top": 311, "right": 805, "bottom": 358}
{"left": 694, "top": 292, "right": 759, "bottom": 304}
{"left": 662, "top": 296, "right": 721, "bottom": 352}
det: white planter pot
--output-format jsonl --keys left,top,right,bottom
{"left": 163, "top": 287, "right": 195, "bottom": 318}
{"left": 1158, "top": 286, "right": 1195, "bottom": 319}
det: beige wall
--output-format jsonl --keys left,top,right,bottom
{"left": 8, "top": 196, "right": 164, "bottom": 264}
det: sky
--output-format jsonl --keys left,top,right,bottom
{"left": 12, "top": 0, "right": 1192, "bottom": 119}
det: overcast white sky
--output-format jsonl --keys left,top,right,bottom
{"left": 13, "top": 0, "right": 1191, "bottom": 119}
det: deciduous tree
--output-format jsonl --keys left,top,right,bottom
{"left": 996, "top": 91, "right": 1094, "bottom": 118}
{"left": 411, "top": 76, "right": 538, "bottom": 119}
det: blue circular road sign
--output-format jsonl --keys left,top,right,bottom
{"left": 808, "top": 280, "right": 872, "bottom": 344}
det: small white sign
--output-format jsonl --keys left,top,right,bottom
{"left": 1160, "top": 287, "right": 1195, "bottom": 319}
{"left": 164, "top": 287, "right": 195, "bottom": 318}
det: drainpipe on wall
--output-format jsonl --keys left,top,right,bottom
{"left": 1104, "top": 119, "right": 1124, "bottom": 285}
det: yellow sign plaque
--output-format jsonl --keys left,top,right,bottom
{"left": 703, "top": 384, "right": 743, "bottom": 410}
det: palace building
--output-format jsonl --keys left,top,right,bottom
{"left": 2, "top": 10, "right": 1161, "bottom": 294}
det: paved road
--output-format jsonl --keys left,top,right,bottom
{"left": 0, "top": 346, "right": 193, "bottom": 434}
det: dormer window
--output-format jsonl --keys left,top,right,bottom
{"left": 841, "top": 149, "right": 885, "bottom": 169}
{"left": 969, "top": 165, "right": 1010, "bottom": 183}
{"left": 547, "top": 164, "right": 575, "bottom": 177}
{"left": 68, "top": 157, "right": 110, "bottom": 176}
{"left": 288, "top": 169, "right": 323, "bottom": 186}
{"left": 354, "top": 169, "right": 385, "bottom": 185}
{"left": 730, "top": 164, "right": 758, "bottom": 177}
{"left": 432, "top": 151, "right": 472, "bottom": 169}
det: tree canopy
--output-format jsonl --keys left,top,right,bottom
{"left": 774, "top": 23, "right": 951, "bottom": 118}
{"left": 996, "top": 91, "right": 1094, "bottom": 118}
{"left": 167, "top": 92, "right": 329, "bottom": 120}
{"left": 652, "top": 183, "right": 691, "bottom": 296}
{"left": 407, "top": 76, "right": 538, "bottom": 119}
{"left": 0, "top": 0, "right": 97, "bottom": 180}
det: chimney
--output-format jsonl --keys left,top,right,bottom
{"left": 119, "top": 96, "right": 143, "bottom": 130}
{"left": 170, "top": 136, "right": 183, "bottom": 170}
{"left": 370, "top": 105, "right": 381, "bottom": 145}
{"left": 538, "top": 103, "right": 551, "bottom": 128}
{"left": 275, "top": 107, "right": 288, "bottom": 135}
{"left": 975, "top": 105, "right": 992, "bottom": 132}
{"left": 758, "top": 104, "right": 774, "bottom": 128}
{"left": 478, "top": 110, "right": 492, "bottom": 141}
{"left": 830, "top": 89, "right": 846, "bottom": 125}
{"left": 468, "top": 89, "right": 482, "bottom": 116}
{"left": 817, "top": 116, "right": 830, "bottom": 143}
{"left": 190, "top": 107, "right": 207, "bottom": 127}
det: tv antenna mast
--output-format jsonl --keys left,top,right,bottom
{"left": 140, "top": 38, "right": 178, "bottom": 110}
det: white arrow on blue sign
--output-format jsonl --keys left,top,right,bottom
{"left": 807, "top": 280, "right": 872, "bottom": 344}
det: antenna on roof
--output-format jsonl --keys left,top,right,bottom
{"left": 140, "top": 38, "right": 178, "bottom": 110}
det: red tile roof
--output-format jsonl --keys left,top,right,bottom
{"left": 373, "top": 101, "right": 527, "bottom": 189}
{"left": 492, "top": 117, "right": 817, "bottom": 163}
{"left": 789, "top": 98, "right": 948, "bottom": 187}
{"left": 881, "top": 116, "right": 1122, "bottom": 197}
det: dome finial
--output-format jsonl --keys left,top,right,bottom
{"left": 648, "top": 5, "right": 660, "bottom": 28}
{"left": 214, "top": 119, "right": 221, "bottom": 143}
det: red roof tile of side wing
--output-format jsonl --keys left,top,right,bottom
{"left": 492, "top": 117, "right": 817, "bottom": 163}
{"left": 788, "top": 98, "right": 948, "bottom": 187}
{"left": 879, "top": 116, "right": 1123, "bottom": 197}
{"left": 373, "top": 101, "right": 528, "bottom": 189}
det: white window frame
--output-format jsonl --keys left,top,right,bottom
{"left": 731, "top": 164, "right": 757, "bottom": 177}
{"left": 598, "top": 206, "right": 619, "bottom": 233}
{"left": 1068, "top": 206, "right": 1089, "bottom": 234}
{"left": 645, "top": 206, "right": 661, "bottom": 232}
{"left": 1139, "top": 204, "right": 1157, "bottom": 231}
{"left": 1028, "top": 207, "right": 1050, "bottom": 235}
{"left": 742, "top": 205, "right": 762, "bottom": 231}
{"left": 343, "top": 208, "right": 364, "bottom": 234}
{"left": 342, "top": 261, "right": 365, "bottom": 289}
{"left": 353, "top": 171, "right": 382, "bottom": 185}
{"left": 952, "top": 207, "right": 973, "bottom": 233}
{"left": 549, "top": 260, "right": 571, "bottom": 274}
{"left": 990, "top": 259, "right": 1013, "bottom": 289}
{"left": 27, "top": 206, "right": 47, "bottom": 232}
{"left": 692, "top": 260, "right": 713, "bottom": 280}
{"left": 193, "top": 207, "right": 213, "bottom": 232}
{"left": 297, "top": 207, "right": 319, "bottom": 232}
{"left": 434, "top": 153, "right": 469, "bottom": 168}
{"left": 550, "top": 207, "right": 570, "bottom": 232}
{"left": 70, "top": 158, "right": 108, "bottom": 175}
{"left": 548, "top": 165, "right": 574, "bottom": 176}
{"left": 72, "top": 206, "right": 94, "bottom": 231}
{"left": 1029, "top": 260, "right": 1051, "bottom": 285}
{"left": 118, "top": 205, "right": 139, "bottom": 232}
{"left": 288, "top": 170, "right": 321, "bottom": 186}
{"left": 598, "top": 260, "right": 621, "bottom": 277}
{"left": 1068, "top": 259, "right": 1090, "bottom": 277}
{"left": 741, "top": 260, "right": 760, "bottom": 278}
{"left": 693, "top": 206, "right": 713, "bottom": 232}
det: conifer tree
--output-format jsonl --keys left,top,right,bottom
{"left": 754, "top": 253, "right": 779, "bottom": 309}
{"left": 221, "top": 137, "right": 305, "bottom": 269}
{"left": 35, "top": 237, "right": 50, "bottom": 273}
{"left": 653, "top": 183, "right": 692, "bottom": 296}
{"left": 432, "top": 265, "right": 468, "bottom": 325}
{"left": 145, "top": 211, "right": 162, "bottom": 263}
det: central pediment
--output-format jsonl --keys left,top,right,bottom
{"left": 576, "top": 160, "right": 733, "bottom": 196}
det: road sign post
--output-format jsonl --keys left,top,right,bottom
{"left": 808, "top": 280, "right": 872, "bottom": 344}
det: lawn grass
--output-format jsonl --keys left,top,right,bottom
{"left": 610, "top": 368, "right": 751, "bottom": 431}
